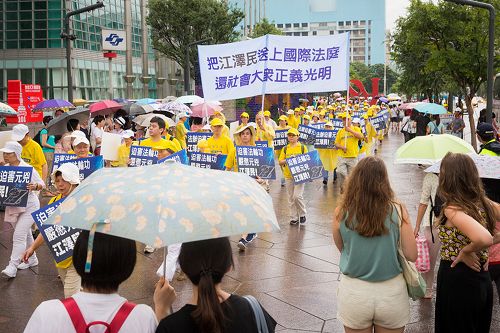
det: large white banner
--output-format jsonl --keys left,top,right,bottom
{"left": 198, "top": 33, "right": 350, "bottom": 101}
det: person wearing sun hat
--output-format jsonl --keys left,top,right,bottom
{"left": 0, "top": 141, "right": 45, "bottom": 279}
{"left": 236, "top": 111, "right": 250, "bottom": 132}
{"left": 277, "top": 115, "right": 290, "bottom": 130}
{"left": 212, "top": 110, "right": 230, "bottom": 137}
{"left": 334, "top": 112, "right": 363, "bottom": 186}
{"left": 175, "top": 111, "right": 190, "bottom": 149}
{"left": 12, "top": 124, "right": 48, "bottom": 181}
{"left": 264, "top": 110, "right": 277, "bottom": 129}
{"left": 279, "top": 128, "right": 308, "bottom": 226}
{"left": 286, "top": 109, "right": 298, "bottom": 129}
{"left": 318, "top": 121, "right": 338, "bottom": 185}
{"left": 22, "top": 163, "right": 82, "bottom": 296}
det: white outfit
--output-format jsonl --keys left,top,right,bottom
{"left": 156, "top": 243, "right": 182, "bottom": 281}
{"left": 90, "top": 125, "right": 103, "bottom": 151}
{"left": 5, "top": 161, "right": 44, "bottom": 268}
{"left": 24, "top": 292, "right": 157, "bottom": 333}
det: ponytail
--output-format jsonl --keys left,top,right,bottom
{"left": 433, "top": 114, "right": 440, "bottom": 126}
{"left": 192, "top": 269, "right": 226, "bottom": 333}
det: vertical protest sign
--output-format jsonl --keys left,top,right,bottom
{"left": 235, "top": 146, "right": 276, "bottom": 179}
{"left": 198, "top": 33, "right": 350, "bottom": 101}
{"left": 129, "top": 145, "right": 158, "bottom": 166}
{"left": 52, "top": 155, "right": 104, "bottom": 181}
{"left": 190, "top": 152, "right": 227, "bottom": 170}
{"left": 0, "top": 166, "right": 32, "bottom": 207}
{"left": 101, "top": 132, "right": 122, "bottom": 161}
{"left": 370, "top": 114, "right": 387, "bottom": 131}
{"left": 158, "top": 149, "right": 189, "bottom": 165}
{"left": 273, "top": 129, "right": 288, "bottom": 151}
{"left": 186, "top": 132, "right": 213, "bottom": 155}
{"left": 286, "top": 150, "right": 324, "bottom": 184}
{"left": 32, "top": 199, "right": 81, "bottom": 264}
{"left": 297, "top": 124, "right": 317, "bottom": 145}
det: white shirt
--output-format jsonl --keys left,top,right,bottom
{"left": 90, "top": 126, "right": 104, "bottom": 150}
{"left": 24, "top": 292, "right": 157, "bottom": 333}
{"left": 419, "top": 173, "right": 439, "bottom": 230}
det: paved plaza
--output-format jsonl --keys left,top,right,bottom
{"left": 0, "top": 132, "right": 498, "bottom": 333}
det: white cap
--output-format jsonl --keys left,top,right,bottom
{"left": 121, "top": 129, "right": 135, "bottom": 139}
{"left": 70, "top": 130, "right": 86, "bottom": 139}
{"left": 178, "top": 111, "right": 190, "bottom": 119}
{"left": 11, "top": 124, "right": 29, "bottom": 141}
{"left": 51, "top": 163, "right": 80, "bottom": 185}
{"left": 73, "top": 136, "right": 90, "bottom": 147}
{"left": 352, "top": 117, "right": 361, "bottom": 123}
{"left": 0, "top": 141, "right": 22, "bottom": 159}
{"left": 114, "top": 116, "right": 126, "bottom": 126}
{"left": 202, "top": 124, "right": 211, "bottom": 131}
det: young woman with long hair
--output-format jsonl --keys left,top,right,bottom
{"left": 156, "top": 238, "right": 276, "bottom": 333}
{"left": 332, "top": 156, "right": 417, "bottom": 333}
{"left": 434, "top": 153, "right": 499, "bottom": 333}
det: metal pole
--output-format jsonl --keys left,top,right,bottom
{"left": 184, "top": 38, "right": 211, "bottom": 96}
{"left": 445, "top": 0, "right": 495, "bottom": 123}
{"left": 243, "top": 0, "right": 247, "bottom": 36}
{"left": 61, "top": 1, "right": 104, "bottom": 102}
{"left": 108, "top": 58, "right": 113, "bottom": 99}
{"left": 124, "top": 0, "right": 135, "bottom": 98}
{"left": 249, "top": 0, "right": 252, "bottom": 35}
{"left": 140, "top": 0, "right": 151, "bottom": 98}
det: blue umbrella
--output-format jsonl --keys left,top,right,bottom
{"left": 412, "top": 102, "right": 447, "bottom": 115}
{"left": 33, "top": 99, "right": 74, "bottom": 111}
{"left": 0, "top": 102, "right": 17, "bottom": 116}
{"left": 113, "top": 98, "right": 129, "bottom": 104}
{"left": 135, "top": 98, "right": 157, "bottom": 105}
{"left": 44, "top": 161, "right": 279, "bottom": 248}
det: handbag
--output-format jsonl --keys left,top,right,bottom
{"left": 415, "top": 234, "right": 431, "bottom": 273}
{"left": 394, "top": 204, "right": 427, "bottom": 300}
{"left": 243, "top": 295, "right": 269, "bottom": 333}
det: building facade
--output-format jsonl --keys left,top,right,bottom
{"left": 0, "top": 0, "right": 181, "bottom": 102}
{"left": 231, "top": 0, "right": 386, "bottom": 65}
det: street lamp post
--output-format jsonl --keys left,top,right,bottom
{"left": 445, "top": 0, "right": 495, "bottom": 123}
{"left": 184, "top": 38, "right": 211, "bottom": 95}
{"left": 61, "top": 1, "right": 104, "bottom": 102}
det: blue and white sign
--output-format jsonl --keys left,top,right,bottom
{"left": 53, "top": 155, "right": 104, "bottom": 181}
{"left": 255, "top": 140, "right": 269, "bottom": 148}
{"left": 287, "top": 150, "right": 324, "bottom": 184}
{"left": 32, "top": 199, "right": 81, "bottom": 264}
{"left": 314, "top": 129, "right": 339, "bottom": 149}
{"left": 235, "top": 146, "right": 276, "bottom": 179}
{"left": 198, "top": 34, "right": 350, "bottom": 101}
{"left": 186, "top": 132, "right": 213, "bottom": 155}
{"left": 158, "top": 149, "right": 189, "bottom": 165}
{"left": 298, "top": 125, "right": 317, "bottom": 145}
{"left": 190, "top": 152, "right": 227, "bottom": 170}
{"left": 273, "top": 129, "right": 288, "bottom": 151}
{"left": 0, "top": 166, "right": 32, "bottom": 207}
{"left": 129, "top": 145, "right": 158, "bottom": 167}
{"left": 310, "top": 122, "right": 326, "bottom": 130}
{"left": 101, "top": 29, "right": 126, "bottom": 51}
{"left": 370, "top": 114, "right": 387, "bottom": 131}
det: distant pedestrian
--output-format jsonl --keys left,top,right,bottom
{"left": 427, "top": 115, "right": 444, "bottom": 135}
{"left": 415, "top": 112, "right": 431, "bottom": 137}
{"left": 449, "top": 109, "right": 465, "bottom": 139}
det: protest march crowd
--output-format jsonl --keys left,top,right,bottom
{"left": 0, "top": 94, "right": 499, "bottom": 333}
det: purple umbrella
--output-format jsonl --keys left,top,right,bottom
{"left": 33, "top": 99, "right": 74, "bottom": 112}
{"left": 379, "top": 97, "right": 389, "bottom": 103}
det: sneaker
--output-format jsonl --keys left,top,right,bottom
{"left": 244, "top": 233, "right": 257, "bottom": 243}
{"left": 299, "top": 216, "right": 307, "bottom": 225}
{"left": 237, "top": 238, "right": 248, "bottom": 251}
{"left": 290, "top": 219, "right": 299, "bottom": 226}
{"left": 144, "top": 245, "right": 155, "bottom": 253}
{"left": 17, "top": 257, "right": 38, "bottom": 270}
{"left": 1, "top": 265, "right": 17, "bottom": 279}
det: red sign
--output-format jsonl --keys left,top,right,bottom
{"left": 6, "top": 80, "right": 44, "bottom": 124}
{"left": 349, "top": 78, "right": 381, "bottom": 104}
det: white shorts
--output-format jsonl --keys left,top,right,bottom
{"left": 337, "top": 273, "right": 410, "bottom": 330}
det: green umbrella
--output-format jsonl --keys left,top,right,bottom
{"left": 395, "top": 134, "right": 475, "bottom": 165}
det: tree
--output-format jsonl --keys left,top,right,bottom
{"left": 249, "top": 18, "right": 283, "bottom": 38}
{"left": 147, "top": 0, "right": 244, "bottom": 85}
{"left": 391, "top": 0, "right": 500, "bottom": 148}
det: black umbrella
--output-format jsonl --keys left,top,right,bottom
{"left": 47, "top": 107, "right": 90, "bottom": 136}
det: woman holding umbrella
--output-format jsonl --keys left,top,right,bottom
{"left": 90, "top": 115, "right": 105, "bottom": 155}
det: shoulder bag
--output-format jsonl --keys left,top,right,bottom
{"left": 243, "top": 295, "right": 269, "bottom": 333}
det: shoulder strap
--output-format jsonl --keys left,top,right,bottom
{"left": 108, "top": 301, "right": 136, "bottom": 333}
{"left": 61, "top": 298, "right": 87, "bottom": 333}
{"left": 243, "top": 295, "right": 269, "bottom": 333}
{"left": 301, "top": 144, "right": 304, "bottom": 154}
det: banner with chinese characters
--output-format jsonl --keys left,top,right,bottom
{"left": 32, "top": 199, "right": 81, "bottom": 263}
{"left": 52, "top": 155, "right": 104, "bottom": 181}
{"left": 297, "top": 125, "right": 317, "bottom": 145}
{"left": 370, "top": 114, "right": 387, "bottom": 131}
{"left": 0, "top": 166, "right": 32, "bottom": 207}
{"left": 286, "top": 150, "right": 324, "bottom": 184}
{"left": 314, "top": 129, "right": 339, "bottom": 149}
{"left": 255, "top": 141, "right": 269, "bottom": 148}
{"left": 158, "top": 149, "right": 189, "bottom": 165}
{"left": 235, "top": 146, "right": 276, "bottom": 179}
{"left": 273, "top": 129, "right": 288, "bottom": 151}
{"left": 129, "top": 145, "right": 158, "bottom": 167}
{"left": 198, "top": 33, "right": 350, "bottom": 101}
{"left": 310, "top": 122, "right": 326, "bottom": 130}
{"left": 189, "top": 152, "right": 227, "bottom": 170}
{"left": 186, "top": 132, "right": 213, "bottom": 155}
{"left": 51, "top": 153, "right": 77, "bottom": 173}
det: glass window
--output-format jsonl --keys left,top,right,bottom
{"left": 48, "top": 39, "right": 62, "bottom": 48}
{"left": 35, "top": 11, "right": 47, "bottom": 20}
{"left": 34, "top": 1, "right": 48, "bottom": 10}
{"left": 48, "top": 1, "right": 61, "bottom": 10}
{"left": 20, "top": 2, "right": 33, "bottom": 10}
{"left": 5, "top": 31, "right": 18, "bottom": 40}
{"left": 7, "top": 69, "right": 19, "bottom": 81}
{"left": 6, "top": 41, "right": 18, "bottom": 49}
{"left": 302, "top": 23, "right": 308, "bottom": 27}
{"left": 35, "top": 69, "right": 48, "bottom": 88}
{"left": 20, "top": 69, "right": 33, "bottom": 84}
{"left": 293, "top": 32, "right": 300, "bottom": 36}
{"left": 293, "top": 23, "right": 299, "bottom": 28}
{"left": 48, "top": 9, "right": 62, "bottom": 19}
{"left": 330, "top": 31, "right": 334, "bottom": 35}
{"left": 6, "top": 21, "right": 17, "bottom": 30}
{"left": 301, "top": 32, "right": 308, "bottom": 36}
{"left": 48, "top": 20, "right": 61, "bottom": 29}
{"left": 6, "top": 2, "right": 17, "bottom": 11}
{"left": 34, "top": 40, "right": 47, "bottom": 48}
{"left": 6, "top": 11, "right": 18, "bottom": 20}
{"left": 20, "top": 31, "right": 32, "bottom": 39}
{"left": 277, "top": 24, "right": 283, "bottom": 28}
{"left": 20, "top": 40, "right": 32, "bottom": 48}
{"left": 312, "top": 31, "right": 317, "bottom": 36}
{"left": 285, "top": 23, "right": 291, "bottom": 28}
{"left": 20, "top": 21, "right": 32, "bottom": 30}
{"left": 19, "top": 11, "right": 33, "bottom": 20}
{"left": 35, "top": 30, "right": 47, "bottom": 39}
{"left": 48, "top": 29, "right": 60, "bottom": 39}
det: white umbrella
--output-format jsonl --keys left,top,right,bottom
{"left": 133, "top": 113, "right": 176, "bottom": 128}
{"left": 175, "top": 95, "right": 203, "bottom": 105}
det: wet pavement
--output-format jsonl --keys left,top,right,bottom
{"left": 0, "top": 131, "right": 499, "bottom": 332}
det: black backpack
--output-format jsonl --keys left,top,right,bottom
{"left": 428, "top": 194, "right": 443, "bottom": 243}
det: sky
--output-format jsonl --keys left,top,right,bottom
{"left": 386, "top": 0, "right": 410, "bottom": 31}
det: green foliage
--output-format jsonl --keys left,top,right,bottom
{"left": 147, "top": 0, "right": 245, "bottom": 80}
{"left": 249, "top": 18, "right": 283, "bottom": 38}
{"left": 349, "top": 63, "right": 397, "bottom": 93}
